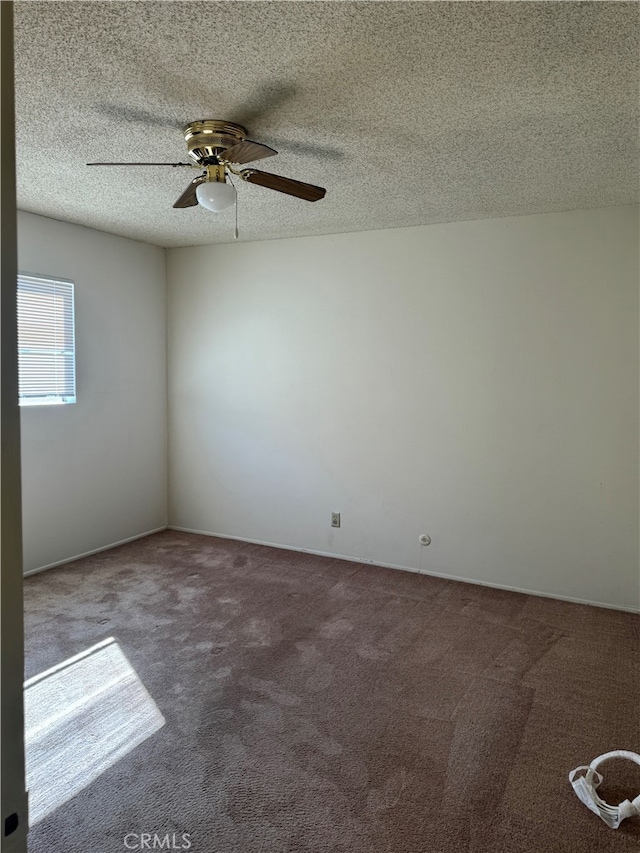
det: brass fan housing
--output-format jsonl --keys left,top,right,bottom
{"left": 183, "top": 120, "right": 248, "bottom": 165}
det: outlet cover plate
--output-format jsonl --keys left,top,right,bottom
{"left": 331, "top": 512, "right": 341, "bottom": 528}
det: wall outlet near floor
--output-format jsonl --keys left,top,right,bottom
{"left": 331, "top": 512, "right": 341, "bottom": 528}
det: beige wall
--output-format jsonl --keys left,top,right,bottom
{"left": 167, "top": 205, "right": 639, "bottom": 611}
{"left": 18, "top": 212, "right": 168, "bottom": 574}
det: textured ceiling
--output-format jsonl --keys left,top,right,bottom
{"left": 14, "top": 1, "right": 639, "bottom": 247}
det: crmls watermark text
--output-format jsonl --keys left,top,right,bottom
{"left": 124, "top": 833, "right": 192, "bottom": 850}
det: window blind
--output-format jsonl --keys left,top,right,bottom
{"left": 17, "top": 274, "right": 76, "bottom": 406}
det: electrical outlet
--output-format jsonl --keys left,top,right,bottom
{"left": 331, "top": 512, "right": 341, "bottom": 528}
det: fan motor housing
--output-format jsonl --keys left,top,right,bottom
{"left": 183, "top": 120, "right": 247, "bottom": 165}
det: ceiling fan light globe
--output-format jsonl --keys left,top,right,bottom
{"left": 195, "top": 181, "right": 236, "bottom": 212}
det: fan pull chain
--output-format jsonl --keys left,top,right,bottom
{"left": 227, "top": 171, "right": 239, "bottom": 240}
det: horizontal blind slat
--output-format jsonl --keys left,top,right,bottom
{"left": 17, "top": 274, "right": 76, "bottom": 406}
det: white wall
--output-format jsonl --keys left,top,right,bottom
{"left": 167, "top": 206, "right": 639, "bottom": 611}
{"left": 18, "top": 212, "right": 167, "bottom": 573}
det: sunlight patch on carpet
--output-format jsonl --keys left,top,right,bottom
{"left": 25, "top": 637, "right": 165, "bottom": 825}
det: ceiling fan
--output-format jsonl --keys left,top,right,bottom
{"left": 87, "top": 119, "right": 327, "bottom": 213}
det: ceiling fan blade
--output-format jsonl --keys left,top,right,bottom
{"left": 173, "top": 175, "right": 206, "bottom": 209}
{"left": 87, "top": 162, "right": 192, "bottom": 167}
{"left": 220, "top": 140, "right": 277, "bottom": 165}
{"left": 242, "top": 170, "right": 326, "bottom": 202}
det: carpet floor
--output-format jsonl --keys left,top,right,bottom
{"left": 24, "top": 530, "right": 640, "bottom": 853}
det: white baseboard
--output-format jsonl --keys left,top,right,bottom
{"left": 23, "top": 526, "right": 168, "bottom": 577}
{"left": 168, "top": 525, "right": 639, "bottom": 614}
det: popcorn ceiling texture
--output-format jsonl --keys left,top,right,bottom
{"left": 14, "top": 1, "right": 639, "bottom": 247}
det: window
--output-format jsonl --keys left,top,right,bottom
{"left": 17, "top": 274, "right": 76, "bottom": 406}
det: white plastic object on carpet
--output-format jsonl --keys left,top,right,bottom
{"left": 569, "top": 750, "right": 640, "bottom": 829}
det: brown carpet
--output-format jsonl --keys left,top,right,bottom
{"left": 24, "top": 530, "right": 640, "bottom": 853}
